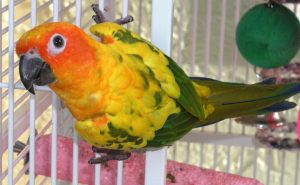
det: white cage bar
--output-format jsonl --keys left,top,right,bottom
{"left": 29, "top": 0, "right": 37, "bottom": 184}
{"left": 145, "top": 1, "right": 173, "bottom": 185}
{"left": 7, "top": 0, "right": 15, "bottom": 184}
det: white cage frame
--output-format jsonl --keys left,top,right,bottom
{"left": 0, "top": 0, "right": 300, "bottom": 185}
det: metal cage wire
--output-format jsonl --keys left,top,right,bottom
{"left": 0, "top": 0, "right": 300, "bottom": 185}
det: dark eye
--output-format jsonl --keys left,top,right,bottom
{"left": 48, "top": 34, "right": 67, "bottom": 56}
{"left": 53, "top": 35, "right": 64, "bottom": 48}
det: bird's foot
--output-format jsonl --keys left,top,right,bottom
{"left": 91, "top": 4, "right": 134, "bottom": 25}
{"left": 13, "top": 140, "right": 30, "bottom": 173}
{"left": 114, "top": 15, "right": 134, "bottom": 25}
{"left": 89, "top": 146, "right": 131, "bottom": 164}
{"left": 13, "top": 140, "right": 27, "bottom": 153}
{"left": 91, "top": 4, "right": 106, "bottom": 23}
{"left": 13, "top": 130, "right": 37, "bottom": 166}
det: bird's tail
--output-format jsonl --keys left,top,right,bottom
{"left": 191, "top": 77, "right": 300, "bottom": 126}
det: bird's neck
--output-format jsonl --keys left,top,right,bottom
{"left": 49, "top": 42, "right": 115, "bottom": 120}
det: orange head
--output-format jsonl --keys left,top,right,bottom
{"left": 16, "top": 22, "right": 98, "bottom": 94}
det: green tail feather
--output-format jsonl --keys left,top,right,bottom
{"left": 146, "top": 78, "right": 300, "bottom": 148}
{"left": 197, "top": 79, "right": 300, "bottom": 124}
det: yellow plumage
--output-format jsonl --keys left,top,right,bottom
{"left": 75, "top": 23, "right": 181, "bottom": 150}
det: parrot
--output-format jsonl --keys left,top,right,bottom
{"left": 16, "top": 5, "right": 300, "bottom": 164}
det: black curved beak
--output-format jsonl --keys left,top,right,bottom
{"left": 19, "top": 51, "right": 56, "bottom": 95}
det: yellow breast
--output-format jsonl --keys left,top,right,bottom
{"left": 75, "top": 51, "right": 180, "bottom": 150}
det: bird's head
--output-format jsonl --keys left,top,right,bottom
{"left": 16, "top": 22, "right": 97, "bottom": 94}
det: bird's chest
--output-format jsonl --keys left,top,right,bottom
{"left": 50, "top": 79, "right": 108, "bottom": 121}
{"left": 74, "top": 114, "right": 148, "bottom": 150}
{"left": 74, "top": 89, "right": 180, "bottom": 151}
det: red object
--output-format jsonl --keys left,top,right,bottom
{"left": 33, "top": 135, "right": 263, "bottom": 185}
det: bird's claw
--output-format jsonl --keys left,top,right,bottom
{"left": 91, "top": 4, "right": 134, "bottom": 25}
{"left": 88, "top": 152, "right": 131, "bottom": 164}
{"left": 89, "top": 146, "right": 131, "bottom": 164}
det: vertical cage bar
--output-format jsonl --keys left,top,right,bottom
{"left": 176, "top": 0, "right": 184, "bottom": 66}
{"left": 212, "top": 144, "right": 217, "bottom": 169}
{"left": 0, "top": 0, "right": 2, "bottom": 184}
{"left": 245, "top": 65, "right": 250, "bottom": 83}
{"left": 29, "top": 0, "right": 37, "bottom": 184}
{"left": 137, "top": 0, "right": 143, "bottom": 34}
{"left": 239, "top": 147, "right": 245, "bottom": 175}
{"left": 293, "top": 2, "right": 298, "bottom": 14}
{"left": 122, "top": 0, "right": 128, "bottom": 16}
{"left": 28, "top": 44, "right": 36, "bottom": 184}
{"left": 7, "top": 0, "right": 15, "bottom": 184}
{"left": 75, "top": 0, "right": 81, "bottom": 26}
{"left": 204, "top": 0, "right": 212, "bottom": 77}
{"left": 185, "top": 143, "right": 190, "bottom": 164}
{"left": 190, "top": 0, "right": 198, "bottom": 76}
{"left": 117, "top": 161, "right": 123, "bottom": 185}
{"left": 145, "top": 1, "right": 173, "bottom": 184}
{"left": 217, "top": 0, "right": 226, "bottom": 80}
{"left": 94, "top": 153, "right": 101, "bottom": 185}
{"left": 31, "top": 0, "right": 37, "bottom": 25}
{"left": 51, "top": 94, "right": 58, "bottom": 185}
{"left": 53, "top": 0, "right": 59, "bottom": 21}
{"left": 295, "top": 151, "right": 299, "bottom": 185}
{"left": 72, "top": 1, "right": 81, "bottom": 185}
{"left": 226, "top": 146, "right": 231, "bottom": 172}
{"left": 231, "top": 0, "right": 240, "bottom": 82}
{"left": 266, "top": 149, "right": 271, "bottom": 185}
{"left": 122, "top": 0, "right": 129, "bottom": 29}
{"left": 252, "top": 147, "right": 258, "bottom": 178}
{"left": 228, "top": 0, "right": 240, "bottom": 137}
{"left": 280, "top": 151, "right": 286, "bottom": 185}
{"left": 71, "top": 47, "right": 79, "bottom": 184}
{"left": 145, "top": 150, "right": 167, "bottom": 185}
{"left": 51, "top": 1, "right": 60, "bottom": 184}
{"left": 172, "top": 145, "right": 177, "bottom": 160}
{"left": 199, "top": 143, "right": 204, "bottom": 166}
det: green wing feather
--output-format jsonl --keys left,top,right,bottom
{"left": 165, "top": 55, "right": 205, "bottom": 119}
{"left": 147, "top": 108, "right": 199, "bottom": 147}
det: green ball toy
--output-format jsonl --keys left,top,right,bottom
{"left": 236, "top": 2, "right": 300, "bottom": 69}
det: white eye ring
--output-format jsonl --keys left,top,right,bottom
{"left": 47, "top": 33, "right": 67, "bottom": 56}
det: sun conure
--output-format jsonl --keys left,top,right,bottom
{"left": 16, "top": 20, "right": 300, "bottom": 163}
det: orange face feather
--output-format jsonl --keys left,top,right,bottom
{"left": 16, "top": 22, "right": 111, "bottom": 120}
{"left": 16, "top": 22, "right": 99, "bottom": 87}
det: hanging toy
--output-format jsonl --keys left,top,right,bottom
{"left": 236, "top": 0, "right": 300, "bottom": 68}
{"left": 259, "top": 61, "right": 300, "bottom": 83}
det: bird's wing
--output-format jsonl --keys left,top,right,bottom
{"left": 90, "top": 22, "right": 205, "bottom": 118}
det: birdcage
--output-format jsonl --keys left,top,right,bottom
{"left": 1, "top": 0, "right": 300, "bottom": 185}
